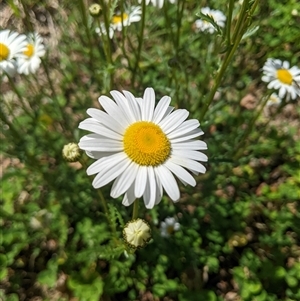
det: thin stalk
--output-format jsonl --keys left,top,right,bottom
{"left": 132, "top": 199, "right": 139, "bottom": 220}
{"left": 226, "top": 0, "right": 235, "bottom": 46}
{"left": 0, "top": 106, "right": 21, "bottom": 139}
{"left": 132, "top": 0, "right": 146, "bottom": 86}
{"left": 233, "top": 93, "right": 271, "bottom": 160}
{"left": 174, "top": 0, "right": 185, "bottom": 52}
{"left": 7, "top": 75, "right": 35, "bottom": 118}
{"left": 198, "top": 0, "right": 259, "bottom": 122}
{"left": 78, "top": 0, "right": 95, "bottom": 65}
{"left": 163, "top": 2, "right": 175, "bottom": 46}
{"left": 99, "top": 0, "right": 114, "bottom": 90}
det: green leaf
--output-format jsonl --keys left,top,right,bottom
{"left": 242, "top": 26, "right": 259, "bottom": 40}
{"left": 195, "top": 12, "right": 223, "bottom": 35}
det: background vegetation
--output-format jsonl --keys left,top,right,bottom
{"left": 1, "top": 0, "right": 300, "bottom": 300}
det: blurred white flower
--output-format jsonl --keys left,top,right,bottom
{"left": 112, "top": 6, "right": 142, "bottom": 32}
{"left": 17, "top": 33, "right": 45, "bottom": 75}
{"left": 96, "top": 6, "right": 142, "bottom": 38}
{"left": 123, "top": 219, "right": 151, "bottom": 249}
{"left": 95, "top": 23, "right": 114, "bottom": 39}
{"left": 160, "top": 217, "right": 180, "bottom": 237}
{"left": 266, "top": 93, "right": 282, "bottom": 106}
{"left": 262, "top": 58, "right": 300, "bottom": 100}
{"left": 78, "top": 87, "right": 207, "bottom": 209}
{"left": 194, "top": 7, "right": 226, "bottom": 34}
{"left": 0, "top": 29, "right": 27, "bottom": 76}
{"left": 138, "top": 0, "right": 176, "bottom": 9}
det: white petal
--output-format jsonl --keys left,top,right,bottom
{"left": 79, "top": 118, "right": 123, "bottom": 140}
{"left": 87, "top": 108, "right": 124, "bottom": 134}
{"left": 164, "top": 160, "right": 196, "bottom": 186}
{"left": 122, "top": 184, "right": 136, "bottom": 206}
{"left": 172, "top": 140, "right": 207, "bottom": 150}
{"left": 110, "top": 90, "right": 136, "bottom": 124}
{"left": 92, "top": 156, "right": 131, "bottom": 188}
{"left": 170, "top": 128, "right": 204, "bottom": 143}
{"left": 159, "top": 109, "right": 189, "bottom": 134}
{"left": 141, "top": 88, "right": 155, "bottom": 121}
{"left": 134, "top": 166, "right": 148, "bottom": 198}
{"left": 143, "top": 167, "right": 156, "bottom": 209}
{"left": 122, "top": 90, "right": 142, "bottom": 121}
{"left": 169, "top": 155, "right": 206, "bottom": 174}
{"left": 86, "top": 152, "right": 125, "bottom": 175}
{"left": 98, "top": 95, "right": 130, "bottom": 128}
{"left": 111, "top": 161, "right": 139, "bottom": 198}
{"left": 79, "top": 136, "right": 123, "bottom": 152}
{"left": 167, "top": 119, "right": 202, "bottom": 139}
{"left": 153, "top": 95, "right": 172, "bottom": 124}
{"left": 172, "top": 149, "right": 208, "bottom": 162}
{"left": 154, "top": 165, "right": 180, "bottom": 201}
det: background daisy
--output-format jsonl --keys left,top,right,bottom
{"left": 195, "top": 7, "right": 226, "bottom": 34}
{"left": 17, "top": 33, "right": 46, "bottom": 75}
{"left": 138, "top": 0, "right": 176, "bottom": 9}
{"left": 79, "top": 87, "right": 207, "bottom": 209}
{"left": 262, "top": 58, "right": 300, "bottom": 100}
{"left": 0, "top": 29, "right": 27, "bottom": 76}
{"left": 111, "top": 6, "right": 142, "bottom": 32}
{"left": 160, "top": 217, "right": 180, "bottom": 237}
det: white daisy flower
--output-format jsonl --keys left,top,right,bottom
{"left": 95, "top": 24, "right": 115, "bottom": 39}
{"left": 160, "top": 217, "right": 180, "bottom": 237}
{"left": 138, "top": 0, "right": 176, "bottom": 9}
{"left": 123, "top": 219, "right": 151, "bottom": 249}
{"left": 17, "top": 33, "right": 45, "bottom": 75}
{"left": 195, "top": 7, "right": 226, "bottom": 34}
{"left": 266, "top": 93, "right": 282, "bottom": 106}
{"left": 262, "top": 58, "right": 300, "bottom": 100}
{"left": 0, "top": 29, "right": 27, "bottom": 76}
{"left": 96, "top": 6, "right": 142, "bottom": 39}
{"left": 78, "top": 87, "right": 208, "bottom": 209}
{"left": 112, "top": 6, "right": 142, "bottom": 32}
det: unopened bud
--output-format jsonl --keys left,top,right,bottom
{"left": 123, "top": 219, "right": 151, "bottom": 249}
{"left": 62, "top": 143, "right": 82, "bottom": 162}
{"left": 89, "top": 4, "right": 102, "bottom": 17}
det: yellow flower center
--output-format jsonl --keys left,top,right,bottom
{"left": 24, "top": 44, "right": 34, "bottom": 58}
{"left": 112, "top": 13, "right": 128, "bottom": 24}
{"left": 276, "top": 69, "right": 293, "bottom": 85}
{"left": 123, "top": 121, "right": 171, "bottom": 166}
{"left": 0, "top": 43, "right": 10, "bottom": 61}
{"left": 167, "top": 226, "right": 175, "bottom": 234}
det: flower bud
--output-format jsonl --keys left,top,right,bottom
{"left": 62, "top": 143, "right": 82, "bottom": 162}
{"left": 123, "top": 219, "right": 151, "bottom": 249}
{"left": 89, "top": 4, "right": 102, "bottom": 17}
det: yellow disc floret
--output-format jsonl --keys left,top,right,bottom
{"left": 123, "top": 121, "right": 171, "bottom": 166}
{"left": 0, "top": 43, "right": 10, "bottom": 61}
{"left": 24, "top": 44, "right": 34, "bottom": 58}
{"left": 112, "top": 13, "right": 128, "bottom": 24}
{"left": 277, "top": 69, "right": 293, "bottom": 85}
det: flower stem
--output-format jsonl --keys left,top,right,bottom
{"left": 198, "top": 0, "right": 259, "bottom": 122}
{"left": 233, "top": 93, "right": 271, "bottom": 160}
{"left": 132, "top": 199, "right": 139, "bottom": 220}
{"left": 132, "top": 0, "right": 146, "bottom": 86}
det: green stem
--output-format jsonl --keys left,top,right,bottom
{"left": 7, "top": 75, "right": 35, "bottom": 118}
{"left": 100, "top": 0, "right": 114, "bottom": 90}
{"left": 0, "top": 105, "right": 21, "bottom": 139}
{"left": 233, "top": 93, "right": 271, "bottom": 160}
{"left": 132, "top": 0, "right": 146, "bottom": 86}
{"left": 132, "top": 199, "right": 139, "bottom": 220}
{"left": 226, "top": 0, "right": 235, "bottom": 46}
{"left": 174, "top": 0, "right": 185, "bottom": 53}
{"left": 78, "top": 0, "right": 95, "bottom": 65}
{"left": 198, "top": 0, "right": 259, "bottom": 122}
